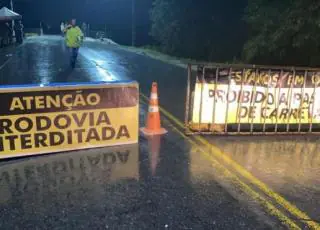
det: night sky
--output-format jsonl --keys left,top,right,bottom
{"left": 10, "top": 0, "right": 152, "bottom": 45}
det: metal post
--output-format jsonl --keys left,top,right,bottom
{"left": 184, "top": 64, "right": 192, "bottom": 134}
{"left": 131, "top": 0, "right": 136, "bottom": 46}
{"left": 309, "top": 72, "right": 317, "bottom": 133}
{"left": 250, "top": 69, "right": 258, "bottom": 134}
{"left": 11, "top": 0, "right": 15, "bottom": 38}
{"left": 298, "top": 71, "right": 307, "bottom": 133}
{"left": 286, "top": 69, "right": 295, "bottom": 132}
{"left": 237, "top": 68, "right": 245, "bottom": 133}
{"left": 224, "top": 68, "right": 232, "bottom": 134}
{"left": 274, "top": 70, "right": 283, "bottom": 133}
{"left": 198, "top": 67, "right": 205, "bottom": 134}
{"left": 40, "top": 21, "right": 43, "bottom": 36}
{"left": 211, "top": 67, "right": 219, "bottom": 133}
{"left": 263, "top": 69, "right": 271, "bottom": 133}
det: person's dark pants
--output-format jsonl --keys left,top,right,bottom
{"left": 69, "top": 47, "right": 79, "bottom": 68}
{"left": 16, "top": 31, "right": 23, "bottom": 44}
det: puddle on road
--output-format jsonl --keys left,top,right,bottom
{"left": 0, "top": 144, "right": 139, "bottom": 204}
{"left": 208, "top": 136, "right": 320, "bottom": 220}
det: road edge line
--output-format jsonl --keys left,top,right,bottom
{"left": 140, "top": 93, "right": 319, "bottom": 230}
{"left": 140, "top": 95, "right": 300, "bottom": 229}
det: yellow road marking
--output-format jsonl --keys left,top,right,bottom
{"left": 163, "top": 117, "right": 299, "bottom": 229}
{"left": 140, "top": 93, "right": 320, "bottom": 230}
{"left": 80, "top": 47, "right": 318, "bottom": 229}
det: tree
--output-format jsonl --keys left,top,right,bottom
{"left": 150, "top": 0, "right": 181, "bottom": 54}
{"left": 150, "top": 0, "right": 247, "bottom": 62}
{"left": 244, "top": 0, "right": 320, "bottom": 66}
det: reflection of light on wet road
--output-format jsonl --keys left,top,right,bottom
{"left": 34, "top": 42, "right": 52, "bottom": 83}
{"left": 40, "top": 76, "right": 50, "bottom": 85}
{"left": 94, "top": 59, "right": 105, "bottom": 66}
{"left": 0, "top": 144, "right": 139, "bottom": 205}
{"left": 210, "top": 136, "right": 320, "bottom": 220}
{"left": 79, "top": 47, "right": 128, "bottom": 82}
{"left": 96, "top": 64, "right": 114, "bottom": 81}
{"left": 219, "top": 138, "right": 320, "bottom": 186}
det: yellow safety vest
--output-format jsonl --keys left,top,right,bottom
{"left": 65, "top": 26, "right": 83, "bottom": 48}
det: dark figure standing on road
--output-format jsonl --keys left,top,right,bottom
{"left": 64, "top": 19, "right": 83, "bottom": 69}
{"left": 81, "top": 22, "right": 87, "bottom": 38}
{"left": 0, "top": 22, "right": 11, "bottom": 47}
{"left": 15, "top": 21, "right": 24, "bottom": 44}
{"left": 60, "top": 21, "right": 65, "bottom": 37}
{"left": 4, "top": 22, "right": 12, "bottom": 46}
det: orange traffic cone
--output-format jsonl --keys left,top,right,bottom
{"left": 141, "top": 82, "right": 167, "bottom": 136}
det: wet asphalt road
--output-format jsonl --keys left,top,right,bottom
{"left": 0, "top": 35, "right": 319, "bottom": 229}
{"left": 0, "top": 109, "right": 275, "bottom": 230}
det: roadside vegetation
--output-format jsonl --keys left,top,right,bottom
{"left": 149, "top": 0, "right": 320, "bottom": 67}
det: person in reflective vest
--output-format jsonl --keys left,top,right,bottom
{"left": 64, "top": 19, "right": 83, "bottom": 69}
